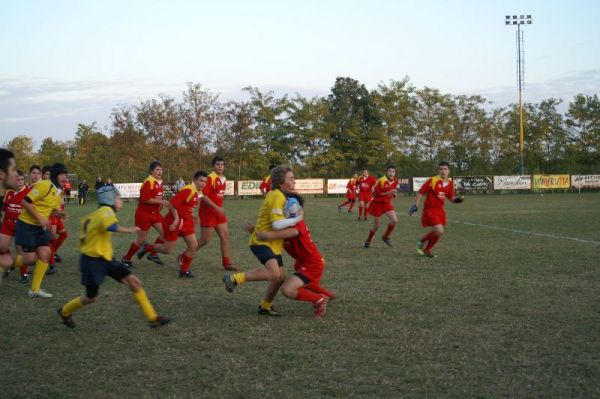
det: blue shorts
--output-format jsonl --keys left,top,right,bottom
{"left": 80, "top": 254, "right": 131, "bottom": 287}
{"left": 14, "top": 220, "right": 51, "bottom": 252}
{"left": 250, "top": 245, "right": 283, "bottom": 267}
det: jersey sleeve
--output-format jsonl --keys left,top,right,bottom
{"left": 26, "top": 181, "right": 50, "bottom": 203}
{"left": 269, "top": 193, "right": 286, "bottom": 224}
{"left": 202, "top": 176, "right": 213, "bottom": 196}
{"left": 170, "top": 188, "right": 189, "bottom": 209}
{"left": 100, "top": 208, "right": 119, "bottom": 230}
{"left": 373, "top": 178, "right": 385, "bottom": 197}
{"left": 448, "top": 181, "right": 456, "bottom": 200}
{"left": 418, "top": 179, "right": 432, "bottom": 195}
{"left": 139, "top": 180, "right": 153, "bottom": 202}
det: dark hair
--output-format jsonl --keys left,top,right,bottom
{"left": 386, "top": 165, "right": 396, "bottom": 171}
{"left": 42, "top": 165, "right": 51, "bottom": 174}
{"left": 149, "top": 161, "right": 162, "bottom": 171}
{"left": 194, "top": 170, "right": 208, "bottom": 180}
{"left": 16, "top": 169, "right": 24, "bottom": 177}
{"left": 29, "top": 164, "right": 41, "bottom": 173}
{"left": 271, "top": 165, "right": 292, "bottom": 190}
{"left": 269, "top": 164, "right": 276, "bottom": 171}
{"left": 212, "top": 156, "right": 224, "bottom": 166}
{"left": 438, "top": 161, "right": 450, "bottom": 168}
{"left": 0, "top": 148, "right": 15, "bottom": 173}
{"left": 50, "top": 163, "right": 68, "bottom": 181}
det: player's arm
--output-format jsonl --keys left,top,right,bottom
{"left": 108, "top": 224, "right": 140, "bottom": 234}
{"left": 140, "top": 182, "right": 170, "bottom": 208}
{"left": 272, "top": 208, "right": 303, "bottom": 230}
{"left": 448, "top": 186, "right": 465, "bottom": 203}
{"left": 21, "top": 199, "right": 51, "bottom": 229}
{"left": 201, "top": 195, "right": 224, "bottom": 215}
{"left": 410, "top": 182, "right": 429, "bottom": 215}
{"left": 257, "top": 227, "right": 299, "bottom": 241}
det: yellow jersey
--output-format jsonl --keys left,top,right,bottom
{"left": 250, "top": 189, "right": 286, "bottom": 254}
{"left": 18, "top": 180, "right": 63, "bottom": 226}
{"left": 79, "top": 206, "right": 119, "bottom": 261}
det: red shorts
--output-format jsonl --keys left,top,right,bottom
{"left": 135, "top": 208, "right": 163, "bottom": 231}
{"left": 358, "top": 191, "right": 372, "bottom": 203}
{"left": 345, "top": 192, "right": 356, "bottom": 200}
{"left": 199, "top": 207, "right": 227, "bottom": 228}
{"left": 50, "top": 216, "right": 65, "bottom": 231}
{"left": 162, "top": 218, "right": 196, "bottom": 242}
{"left": 294, "top": 259, "right": 325, "bottom": 283}
{"left": 421, "top": 208, "right": 447, "bottom": 227}
{"left": 0, "top": 218, "right": 17, "bottom": 237}
{"left": 368, "top": 202, "right": 394, "bottom": 217}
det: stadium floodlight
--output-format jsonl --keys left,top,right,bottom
{"left": 505, "top": 13, "right": 533, "bottom": 175}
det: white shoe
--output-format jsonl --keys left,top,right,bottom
{"left": 28, "top": 289, "right": 53, "bottom": 298}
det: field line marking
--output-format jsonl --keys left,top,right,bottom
{"left": 450, "top": 220, "right": 600, "bottom": 246}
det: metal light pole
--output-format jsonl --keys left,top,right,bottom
{"left": 505, "top": 14, "right": 532, "bottom": 175}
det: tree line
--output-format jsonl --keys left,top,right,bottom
{"left": 5, "top": 77, "right": 599, "bottom": 184}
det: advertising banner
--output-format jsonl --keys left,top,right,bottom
{"left": 225, "top": 180, "right": 235, "bottom": 196}
{"left": 532, "top": 174, "right": 570, "bottom": 189}
{"left": 327, "top": 179, "right": 350, "bottom": 194}
{"left": 114, "top": 183, "right": 142, "bottom": 199}
{"left": 237, "top": 180, "right": 263, "bottom": 196}
{"left": 571, "top": 175, "right": 600, "bottom": 188}
{"left": 397, "top": 178, "right": 410, "bottom": 192}
{"left": 493, "top": 175, "right": 531, "bottom": 190}
{"left": 454, "top": 176, "right": 493, "bottom": 191}
{"left": 295, "top": 179, "right": 324, "bottom": 194}
{"left": 412, "top": 177, "right": 429, "bottom": 192}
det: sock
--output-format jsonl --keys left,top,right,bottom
{"left": 133, "top": 289, "right": 158, "bottom": 322}
{"left": 49, "top": 243, "right": 56, "bottom": 265}
{"left": 222, "top": 256, "right": 231, "bottom": 267}
{"left": 366, "top": 229, "right": 376, "bottom": 243}
{"left": 15, "top": 255, "right": 27, "bottom": 276}
{"left": 30, "top": 260, "right": 49, "bottom": 291}
{"left": 305, "top": 281, "right": 335, "bottom": 298}
{"left": 144, "top": 244, "right": 155, "bottom": 254}
{"left": 232, "top": 272, "right": 246, "bottom": 285}
{"left": 359, "top": 206, "right": 364, "bottom": 218}
{"left": 420, "top": 231, "right": 435, "bottom": 245}
{"left": 152, "top": 237, "right": 164, "bottom": 255}
{"left": 260, "top": 299, "right": 273, "bottom": 310}
{"left": 61, "top": 296, "right": 84, "bottom": 316}
{"left": 124, "top": 243, "right": 140, "bottom": 260}
{"left": 425, "top": 234, "right": 441, "bottom": 252}
{"left": 383, "top": 223, "right": 396, "bottom": 239}
{"left": 54, "top": 231, "right": 68, "bottom": 251}
{"left": 296, "top": 287, "right": 322, "bottom": 303}
{"left": 180, "top": 254, "right": 192, "bottom": 273}
{"left": 340, "top": 201, "right": 349, "bottom": 208}
{"left": 348, "top": 201, "right": 355, "bottom": 211}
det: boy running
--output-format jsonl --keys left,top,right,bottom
{"left": 356, "top": 168, "right": 376, "bottom": 221}
{"left": 0, "top": 149, "right": 18, "bottom": 273}
{"left": 364, "top": 166, "right": 399, "bottom": 248}
{"left": 338, "top": 174, "right": 358, "bottom": 213}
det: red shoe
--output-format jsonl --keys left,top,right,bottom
{"left": 314, "top": 295, "right": 329, "bottom": 318}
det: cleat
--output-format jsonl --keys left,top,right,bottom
{"left": 416, "top": 240, "right": 425, "bottom": 256}
{"left": 136, "top": 242, "right": 148, "bottom": 260}
{"left": 222, "top": 274, "right": 237, "bottom": 293}
{"left": 337, "top": 205, "right": 342, "bottom": 212}
{"left": 423, "top": 250, "right": 437, "bottom": 258}
{"left": 47, "top": 265, "right": 58, "bottom": 275}
{"left": 53, "top": 253, "right": 62, "bottom": 263}
{"left": 357, "top": 217, "right": 362, "bottom": 222}
{"left": 146, "top": 253, "right": 164, "bottom": 266}
{"left": 363, "top": 241, "right": 370, "bottom": 249}
{"left": 57, "top": 307, "right": 75, "bottom": 328}
{"left": 179, "top": 271, "right": 194, "bottom": 278}
{"left": 29, "top": 289, "right": 53, "bottom": 299}
{"left": 363, "top": 217, "right": 368, "bottom": 221}
{"left": 149, "top": 315, "right": 171, "bottom": 328}
{"left": 121, "top": 258, "right": 133, "bottom": 268}
{"left": 222, "top": 263, "right": 239, "bottom": 271}
{"left": 347, "top": 210, "right": 352, "bottom": 213}
{"left": 382, "top": 237, "right": 392, "bottom": 247}
{"left": 19, "top": 274, "right": 29, "bottom": 284}
{"left": 257, "top": 305, "right": 280, "bottom": 317}
{"left": 314, "top": 295, "right": 329, "bottom": 318}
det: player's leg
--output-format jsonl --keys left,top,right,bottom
{"left": 259, "top": 265, "right": 285, "bottom": 316}
{"left": 57, "top": 286, "right": 98, "bottom": 328}
{"left": 52, "top": 220, "right": 68, "bottom": 263}
{"left": 365, "top": 215, "right": 381, "bottom": 248}
{"left": 178, "top": 234, "right": 198, "bottom": 277}
{"left": 196, "top": 227, "right": 213, "bottom": 250}
{"left": 0, "top": 233, "right": 12, "bottom": 273}
{"left": 348, "top": 198, "right": 355, "bottom": 212}
{"left": 29, "top": 244, "right": 52, "bottom": 297}
{"left": 146, "top": 221, "right": 166, "bottom": 262}
{"left": 381, "top": 210, "right": 398, "bottom": 246}
{"left": 423, "top": 224, "right": 444, "bottom": 256}
{"left": 215, "top": 222, "right": 237, "bottom": 271}
{"left": 119, "top": 271, "right": 170, "bottom": 327}
{"left": 47, "top": 223, "right": 58, "bottom": 274}
{"left": 358, "top": 200, "right": 365, "bottom": 221}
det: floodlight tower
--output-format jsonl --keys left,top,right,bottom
{"left": 505, "top": 14, "right": 532, "bottom": 175}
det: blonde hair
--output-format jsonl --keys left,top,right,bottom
{"left": 270, "top": 165, "right": 292, "bottom": 190}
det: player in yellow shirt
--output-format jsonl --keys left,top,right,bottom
{"left": 223, "top": 165, "right": 302, "bottom": 316}
{"left": 0, "top": 149, "right": 18, "bottom": 272}
{"left": 15, "top": 163, "right": 68, "bottom": 298}
{"left": 57, "top": 185, "right": 170, "bottom": 329}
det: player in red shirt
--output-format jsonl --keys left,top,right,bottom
{"left": 196, "top": 156, "right": 237, "bottom": 271}
{"left": 410, "top": 161, "right": 464, "bottom": 257}
{"left": 122, "top": 161, "right": 172, "bottom": 268}
{"left": 364, "top": 166, "right": 399, "bottom": 248}
{"left": 136, "top": 171, "right": 208, "bottom": 278}
{"left": 259, "top": 164, "right": 275, "bottom": 197}
{"left": 63, "top": 179, "right": 72, "bottom": 204}
{"left": 338, "top": 174, "right": 358, "bottom": 213}
{"left": 356, "top": 168, "right": 377, "bottom": 221}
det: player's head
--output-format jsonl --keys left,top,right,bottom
{"left": 0, "top": 148, "right": 17, "bottom": 189}
{"left": 29, "top": 165, "right": 42, "bottom": 184}
{"left": 14, "top": 170, "right": 25, "bottom": 190}
{"left": 107, "top": 177, "right": 112, "bottom": 184}
{"left": 96, "top": 185, "right": 122, "bottom": 211}
{"left": 193, "top": 170, "right": 208, "bottom": 190}
{"left": 362, "top": 168, "right": 368, "bottom": 176}
{"left": 50, "top": 163, "right": 68, "bottom": 186}
{"left": 386, "top": 165, "right": 396, "bottom": 180}
{"left": 353, "top": 173, "right": 358, "bottom": 179}
{"left": 438, "top": 161, "right": 451, "bottom": 178}
{"left": 42, "top": 165, "right": 51, "bottom": 180}
{"left": 149, "top": 161, "right": 162, "bottom": 178}
{"left": 271, "top": 165, "right": 294, "bottom": 193}
{"left": 212, "top": 156, "right": 225, "bottom": 174}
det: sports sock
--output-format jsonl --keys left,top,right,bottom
{"left": 305, "top": 281, "right": 335, "bottom": 298}
{"left": 348, "top": 201, "right": 355, "bottom": 211}
{"left": 151, "top": 237, "right": 164, "bottom": 255}
{"left": 61, "top": 296, "right": 84, "bottom": 316}
{"left": 420, "top": 231, "right": 435, "bottom": 245}
{"left": 133, "top": 289, "right": 158, "bottom": 322}
{"left": 15, "top": 255, "right": 27, "bottom": 276}
{"left": 30, "top": 260, "right": 49, "bottom": 292}
{"left": 260, "top": 299, "right": 273, "bottom": 309}
{"left": 383, "top": 223, "right": 396, "bottom": 239}
{"left": 222, "top": 256, "right": 231, "bottom": 267}
{"left": 124, "top": 243, "right": 140, "bottom": 260}
{"left": 180, "top": 254, "right": 192, "bottom": 273}
{"left": 340, "top": 201, "right": 349, "bottom": 208}
{"left": 232, "top": 272, "right": 246, "bottom": 285}
{"left": 144, "top": 244, "right": 155, "bottom": 254}
{"left": 366, "top": 229, "right": 376, "bottom": 243}
{"left": 55, "top": 231, "right": 68, "bottom": 251}
{"left": 425, "top": 234, "right": 440, "bottom": 251}
{"left": 295, "top": 288, "right": 322, "bottom": 303}
{"left": 49, "top": 244, "right": 55, "bottom": 265}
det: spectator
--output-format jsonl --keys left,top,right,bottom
{"left": 63, "top": 179, "right": 72, "bottom": 204}
{"left": 175, "top": 177, "right": 185, "bottom": 192}
{"left": 106, "top": 177, "right": 115, "bottom": 188}
{"left": 95, "top": 176, "right": 105, "bottom": 190}
{"left": 78, "top": 179, "right": 89, "bottom": 205}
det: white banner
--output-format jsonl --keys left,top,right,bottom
{"left": 493, "top": 175, "right": 531, "bottom": 190}
{"left": 237, "top": 180, "right": 263, "bottom": 196}
{"left": 114, "top": 183, "right": 142, "bottom": 199}
{"left": 225, "top": 180, "right": 235, "bottom": 196}
{"left": 571, "top": 175, "right": 600, "bottom": 188}
{"left": 412, "top": 177, "right": 429, "bottom": 192}
{"left": 327, "top": 179, "right": 350, "bottom": 194}
{"left": 295, "top": 179, "right": 324, "bottom": 194}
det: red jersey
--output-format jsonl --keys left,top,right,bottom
{"left": 259, "top": 175, "right": 271, "bottom": 193}
{"left": 419, "top": 176, "right": 456, "bottom": 209}
{"left": 137, "top": 176, "right": 164, "bottom": 213}
{"left": 63, "top": 181, "right": 72, "bottom": 191}
{"left": 372, "top": 176, "right": 398, "bottom": 204}
{"left": 357, "top": 175, "right": 377, "bottom": 193}
{"left": 164, "top": 184, "right": 199, "bottom": 224}
{"left": 201, "top": 172, "right": 226, "bottom": 209}
{"left": 283, "top": 220, "right": 323, "bottom": 264}
{"left": 2, "top": 186, "right": 30, "bottom": 222}
{"left": 346, "top": 178, "right": 357, "bottom": 195}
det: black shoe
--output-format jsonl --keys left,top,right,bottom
{"left": 382, "top": 237, "right": 392, "bottom": 247}
{"left": 424, "top": 250, "right": 437, "bottom": 258}
{"left": 179, "top": 271, "right": 194, "bottom": 278}
{"left": 338, "top": 205, "right": 342, "bottom": 212}
{"left": 146, "top": 253, "right": 164, "bottom": 266}
{"left": 257, "top": 305, "right": 280, "bottom": 317}
{"left": 357, "top": 217, "right": 362, "bottom": 222}
{"left": 222, "top": 274, "right": 237, "bottom": 293}
{"left": 53, "top": 253, "right": 62, "bottom": 263}
{"left": 136, "top": 243, "right": 148, "bottom": 260}
{"left": 57, "top": 308, "right": 76, "bottom": 328}
{"left": 364, "top": 241, "right": 370, "bottom": 249}
{"left": 121, "top": 258, "right": 133, "bottom": 268}
{"left": 47, "top": 265, "right": 58, "bottom": 275}
{"left": 19, "top": 274, "right": 29, "bottom": 284}
{"left": 149, "top": 315, "right": 171, "bottom": 328}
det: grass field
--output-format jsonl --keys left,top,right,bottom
{"left": 1, "top": 193, "right": 599, "bottom": 398}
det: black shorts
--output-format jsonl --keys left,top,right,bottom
{"left": 14, "top": 220, "right": 51, "bottom": 252}
{"left": 80, "top": 254, "right": 131, "bottom": 287}
{"left": 250, "top": 245, "right": 283, "bottom": 267}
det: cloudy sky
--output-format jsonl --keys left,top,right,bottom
{"left": 1, "top": 0, "right": 599, "bottom": 146}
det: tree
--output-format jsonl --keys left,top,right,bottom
{"left": 6, "top": 135, "right": 36, "bottom": 172}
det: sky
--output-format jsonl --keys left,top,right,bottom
{"left": 1, "top": 0, "right": 599, "bottom": 146}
